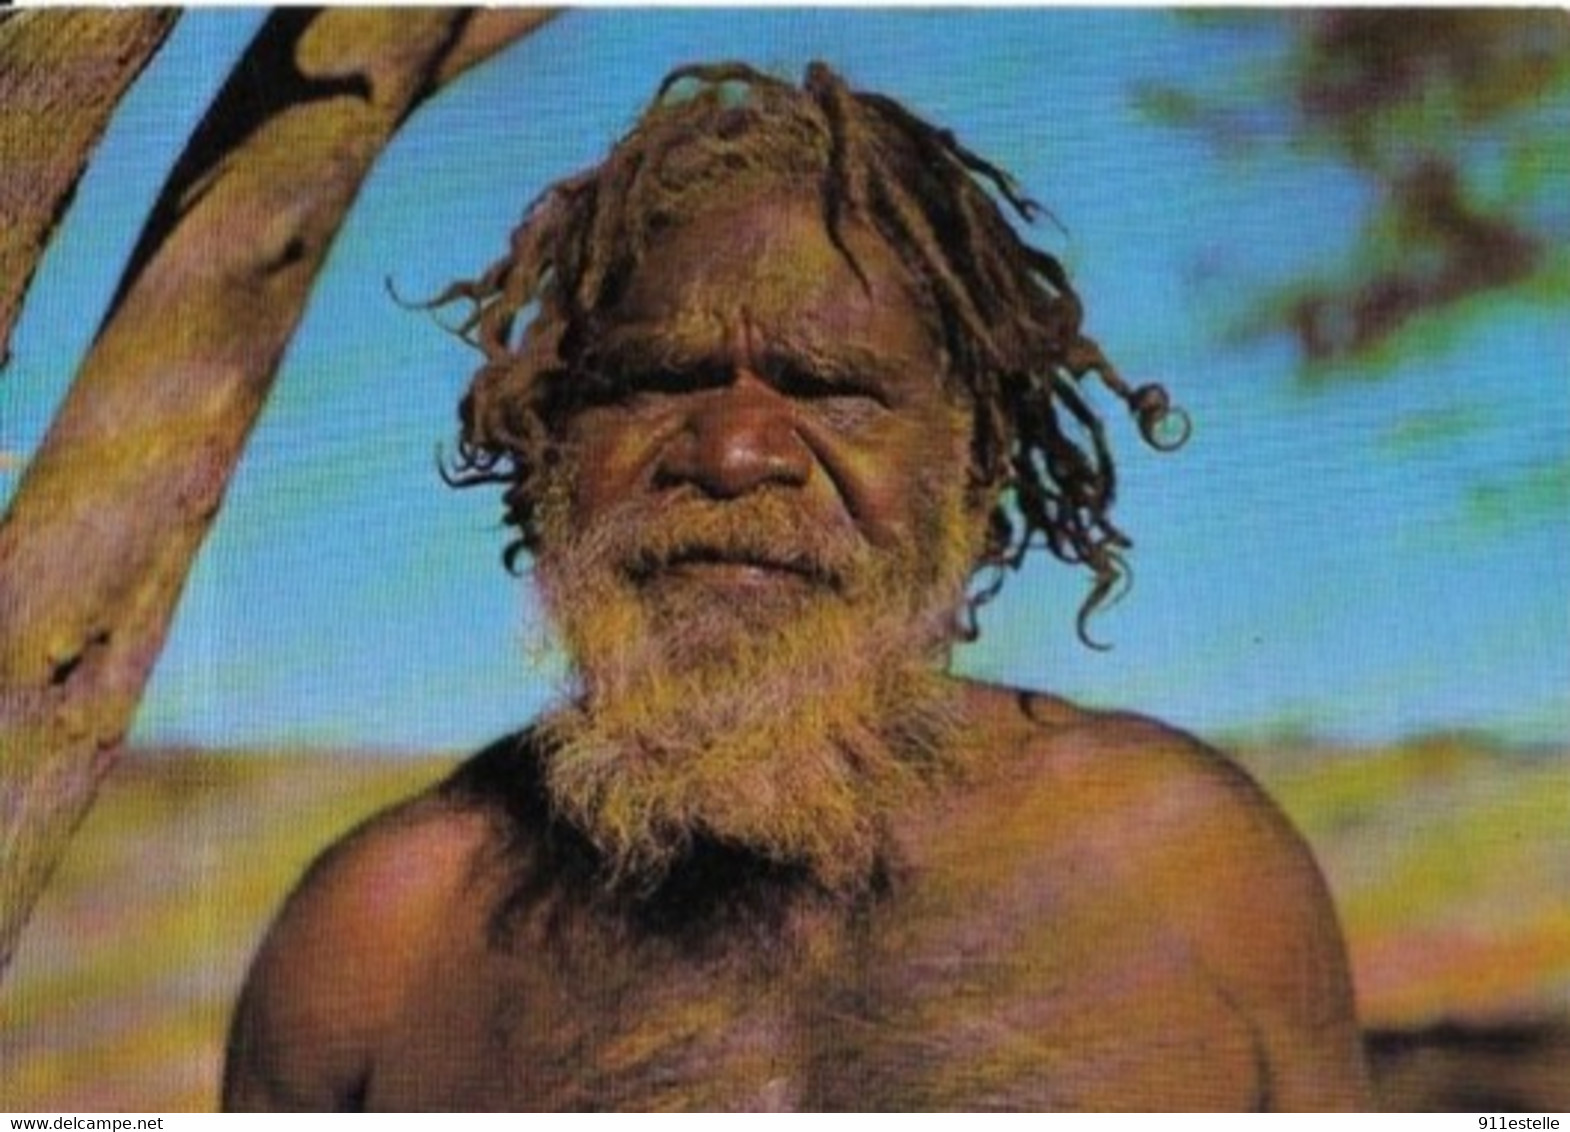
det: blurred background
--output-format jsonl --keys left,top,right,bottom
{"left": 2, "top": 9, "right": 1567, "bottom": 1112}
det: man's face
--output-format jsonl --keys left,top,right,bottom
{"left": 526, "top": 188, "right": 985, "bottom": 888}
{"left": 554, "top": 188, "right": 976, "bottom": 639}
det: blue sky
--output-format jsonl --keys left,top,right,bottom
{"left": 3, "top": 10, "right": 1566, "bottom": 752}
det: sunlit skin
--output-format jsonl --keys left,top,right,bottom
{"left": 564, "top": 192, "right": 970, "bottom": 559}
{"left": 224, "top": 192, "right": 1373, "bottom": 1112}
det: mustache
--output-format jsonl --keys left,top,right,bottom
{"left": 560, "top": 493, "right": 870, "bottom": 591}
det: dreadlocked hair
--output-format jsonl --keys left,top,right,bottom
{"left": 428, "top": 61, "right": 1189, "bottom": 648}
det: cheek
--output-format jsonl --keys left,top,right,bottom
{"left": 563, "top": 409, "right": 664, "bottom": 517}
{"left": 833, "top": 417, "right": 971, "bottom": 549}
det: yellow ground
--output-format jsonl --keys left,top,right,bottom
{"left": 1, "top": 739, "right": 1566, "bottom": 1111}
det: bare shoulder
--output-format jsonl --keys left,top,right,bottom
{"left": 1027, "top": 705, "right": 1341, "bottom": 960}
{"left": 961, "top": 683, "right": 1329, "bottom": 914}
{"left": 957, "top": 681, "right": 1372, "bottom": 1109}
{"left": 223, "top": 785, "right": 495, "bottom": 1111}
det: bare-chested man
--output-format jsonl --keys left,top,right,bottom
{"left": 224, "top": 63, "right": 1371, "bottom": 1111}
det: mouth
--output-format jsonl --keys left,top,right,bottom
{"left": 628, "top": 546, "right": 839, "bottom": 592}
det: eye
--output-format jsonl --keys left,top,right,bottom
{"left": 813, "top": 391, "right": 886, "bottom": 431}
{"left": 576, "top": 366, "right": 718, "bottom": 410}
{"left": 774, "top": 366, "right": 888, "bottom": 430}
{"left": 632, "top": 366, "right": 723, "bottom": 396}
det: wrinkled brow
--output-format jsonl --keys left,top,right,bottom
{"left": 582, "top": 323, "right": 933, "bottom": 390}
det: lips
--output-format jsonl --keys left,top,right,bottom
{"left": 628, "top": 545, "right": 837, "bottom": 591}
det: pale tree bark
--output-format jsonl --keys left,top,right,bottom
{"left": 0, "top": 8, "right": 557, "bottom": 978}
{"left": 0, "top": 9, "right": 177, "bottom": 371}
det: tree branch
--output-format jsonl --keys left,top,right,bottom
{"left": 0, "top": 8, "right": 551, "bottom": 979}
{"left": 0, "top": 9, "right": 177, "bottom": 370}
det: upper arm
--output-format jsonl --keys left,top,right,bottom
{"left": 222, "top": 799, "right": 484, "bottom": 1111}
{"left": 1190, "top": 786, "right": 1372, "bottom": 1110}
{"left": 1095, "top": 722, "right": 1373, "bottom": 1110}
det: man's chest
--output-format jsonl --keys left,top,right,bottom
{"left": 371, "top": 906, "right": 1264, "bottom": 1111}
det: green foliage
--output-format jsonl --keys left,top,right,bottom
{"left": 1468, "top": 457, "right": 1570, "bottom": 528}
{"left": 1379, "top": 407, "right": 1491, "bottom": 457}
{"left": 1139, "top": 11, "right": 1570, "bottom": 376}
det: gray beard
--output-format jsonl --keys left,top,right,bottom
{"left": 530, "top": 488, "right": 979, "bottom": 893}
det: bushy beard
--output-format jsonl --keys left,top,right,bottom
{"left": 530, "top": 470, "right": 983, "bottom": 896}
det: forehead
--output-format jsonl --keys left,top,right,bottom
{"left": 599, "top": 189, "right": 944, "bottom": 375}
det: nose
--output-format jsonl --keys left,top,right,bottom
{"left": 657, "top": 372, "right": 812, "bottom": 498}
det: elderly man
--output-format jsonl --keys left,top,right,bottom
{"left": 224, "top": 63, "right": 1371, "bottom": 1111}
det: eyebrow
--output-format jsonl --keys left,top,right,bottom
{"left": 585, "top": 324, "right": 920, "bottom": 391}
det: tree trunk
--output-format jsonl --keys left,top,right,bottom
{"left": 0, "top": 8, "right": 556, "bottom": 979}
{"left": 0, "top": 9, "right": 177, "bottom": 371}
